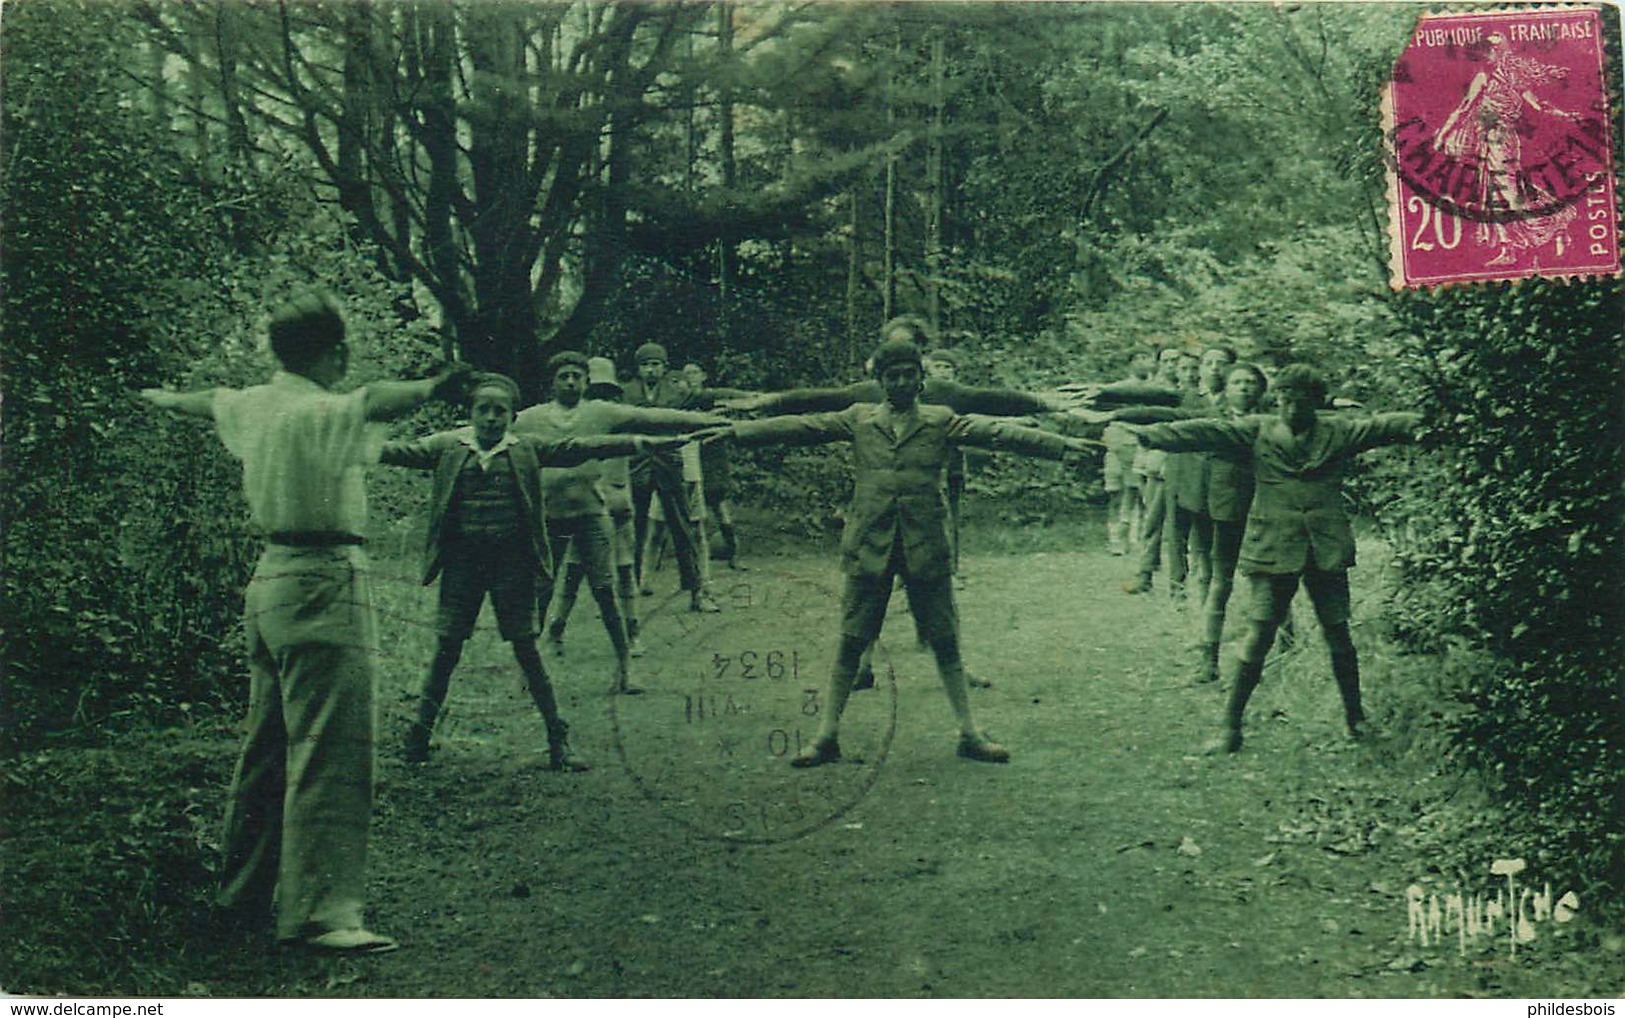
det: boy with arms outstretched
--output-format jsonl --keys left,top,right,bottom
{"left": 1123, "top": 363, "right": 1421, "bottom": 752}
{"left": 706, "top": 336, "right": 1102, "bottom": 767}
{"left": 379, "top": 372, "right": 686, "bottom": 766}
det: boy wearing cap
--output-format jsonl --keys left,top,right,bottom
{"left": 642, "top": 368, "right": 715, "bottom": 586}
{"left": 378, "top": 372, "right": 680, "bottom": 765}
{"left": 1124, "top": 363, "right": 1421, "bottom": 751}
{"left": 624, "top": 342, "right": 717, "bottom": 612}
{"left": 546, "top": 357, "right": 644, "bottom": 656}
{"left": 139, "top": 291, "right": 469, "bottom": 954}
{"left": 515, "top": 351, "right": 724, "bottom": 692}
{"left": 705, "top": 335, "right": 1103, "bottom": 766}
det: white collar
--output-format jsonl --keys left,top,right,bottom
{"left": 460, "top": 430, "right": 518, "bottom": 470}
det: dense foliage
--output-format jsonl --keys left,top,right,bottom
{"left": 1382, "top": 278, "right": 1625, "bottom": 898}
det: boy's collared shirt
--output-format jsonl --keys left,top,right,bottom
{"left": 212, "top": 371, "right": 385, "bottom": 536}
{"left": 380, "top": 424, "right": 640, "bottom": 584}
{"left": 459, "top": 430, "right": 519, "bottom": 471}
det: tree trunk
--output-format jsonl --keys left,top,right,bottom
{"left": 717, "top": 3, "right": 736, "bottom": 309}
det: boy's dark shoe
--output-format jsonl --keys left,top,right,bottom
{"left": 610, "top": 679, "right": 645, "bottom": 696}
{"left": 545, "top": 630, "right": 565, "bottom": 657}
{"left": 547, "top": 725, "right": 590, "bottom": 772}
{"left": 967, "top": 671, "right": 993, "bottom": 689}
{"left": 791, "top": 737, "right": 841, "bottom": 768}
{"left": 1192, "top": 642, "right": 1221, "bottom": 685}
{"left": 1122, "top": 573, "right": 1153, "bottom": 595}
{"left": 1203, "top": 727, "right": 1244, "bottom": 755}
{"left": 956, "top": 733, "right": 1010, "bottom": 763}
{"left": 852, "top": 664, "right": 876, "bottom": 691}
{"left": 690, "top": 591, "right": 721, "bottom": 613}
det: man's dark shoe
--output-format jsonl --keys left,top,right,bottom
{"left": 548, "top": 734, "right": 590, "bottom": 773}
{"left": 1202, "top": 727, "right": 1244, "bottom": 755}
{"left": 966, "top": 671, "right": 993, "bottom": 689}
{"left": 852, "top": 665, "right": 876, "bottom": 691}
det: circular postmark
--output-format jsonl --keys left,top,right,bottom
{"left": 609, "top": 570, "right": 897, "bottom": 845}
{"left": 1385, "top": 23, "right": 1612, "bottom": 227}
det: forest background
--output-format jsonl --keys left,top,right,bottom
{"left": 2, "top": 0, "right": 1621, "bottom": 979}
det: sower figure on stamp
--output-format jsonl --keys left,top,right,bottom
{"left": 1122, "top": 363, "right": 1421, "bottom": 752}
{"left": 138, "top": 291, "right": 471, "bottom": 954}
{"left": 703, "top": 336, "right": 1102, "bottom": 767}
{"left": 546, "top": 357, "right": 645, "bottom": 658}
{"left": 378, "top": 372, "right": 684, "bottom": 767}
{"left": 514, "top": 351, "right": 725, "bottom": 694}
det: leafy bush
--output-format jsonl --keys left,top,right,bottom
{"left": 1382, "top": 277, "right": 1625, "bottom": 900}
{"left": 0, "top": 1, "right": 444, "bottom": 749}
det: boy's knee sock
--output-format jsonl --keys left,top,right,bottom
{"left": 926, "top": 636, "right": 977, "bottom": 736}
{"left": 552, "top": 565, "right": 586, "bottom": 638}
{"left": 719, "top": 522, "right": 738, "bottom": 562}
{"left": 1225, "top": 658, "right": 1264, "bottom": 732}
{"left": 1330, "top": 650, "right": 1364, "bottom": 727}
{"left": 616, "top": 566, "right": 638, "bottom": 638}
{"left": 409, "top": 642, "right": 462, "bottom": 749}
{"left": 819, "top": 637, "right": 867, "bottom": 741}
{"left": 590, "top": 583, "right": 631, "bottom": 665}
{"left": 515, "top": 641, "right": 566, "bottom": 735}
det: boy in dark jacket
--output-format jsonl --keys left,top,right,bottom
{"left": 1125, "top": 364, "right": 1421, "bottom": 752}
{"left": 380, "top": 373, "right": 684, "bottom": 766}
{"left": 705, "top": 337, "right": 1102, "bottom": 766}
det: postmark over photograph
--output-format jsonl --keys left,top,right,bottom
{"left": 1383, "top": 7, "right": 1619, "bottom": 287}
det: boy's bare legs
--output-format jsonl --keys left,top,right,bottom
{"left": 1206, "top": 619, "right": 1277, "bottom": 754}
{"left": 405, "top": 638, "right": 462, "bottom": 763}
{"left": 547, "top": 562, "right": 586, "bottom": 654}
{"left": 617, "top": 564, "right": 642, "bottom": 656}
{"left": 928, "top": 634, "right": 1008, "bottom": 761}
{"left": 792, "top": 635, "right": 865, "bottom": 767}
{"left": 1321, "top": 621, "right": 1365, "bottom": 738}
{"left": 514, "top": 638, "right": 588, "bottom": 771}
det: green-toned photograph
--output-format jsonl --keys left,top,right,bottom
{"left": 2, "top": 0, "right": 1620, "bottom": 998}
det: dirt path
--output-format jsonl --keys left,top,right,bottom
{"left": 4, "top": 542, "right": 1616, "bottom": 997}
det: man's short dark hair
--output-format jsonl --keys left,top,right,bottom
{"left": 547, "top": 350, "right": 591, "bottom": 378}
{"left": 1208, "top": 345, "right": 1238, "bottom": 363}
{"left": 268, "top": 292, "right": 346, "bottom": 374}
{"left": 881, "top": 315, "right": 934, "bottom": 347}
{"left": 923, "top": 348, "right": 960, "bottom": 368}
{"left": 1274, "top": 363, "right": 1329, "bottom": 405}
{"left": 470, "top": 372, "right": 521, "bottom": 407}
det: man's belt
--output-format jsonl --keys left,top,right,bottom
{"left": 266, "top": 531, "right": 366, "bottom": 547}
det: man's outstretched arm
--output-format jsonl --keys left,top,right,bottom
{"left": 139, "top": 388, "right": 220, "bottom": 418}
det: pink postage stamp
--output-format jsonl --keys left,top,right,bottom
{"left": 1383, "top": 8, "right": 1619, "bottom": 287}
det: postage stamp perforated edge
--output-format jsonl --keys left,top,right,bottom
{"left": 1380, "top": 5, "right": 1623, "bottom": 289}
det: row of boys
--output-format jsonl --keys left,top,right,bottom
{"left": 141, "top": 294, "right": 1418, "bottom": 954}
